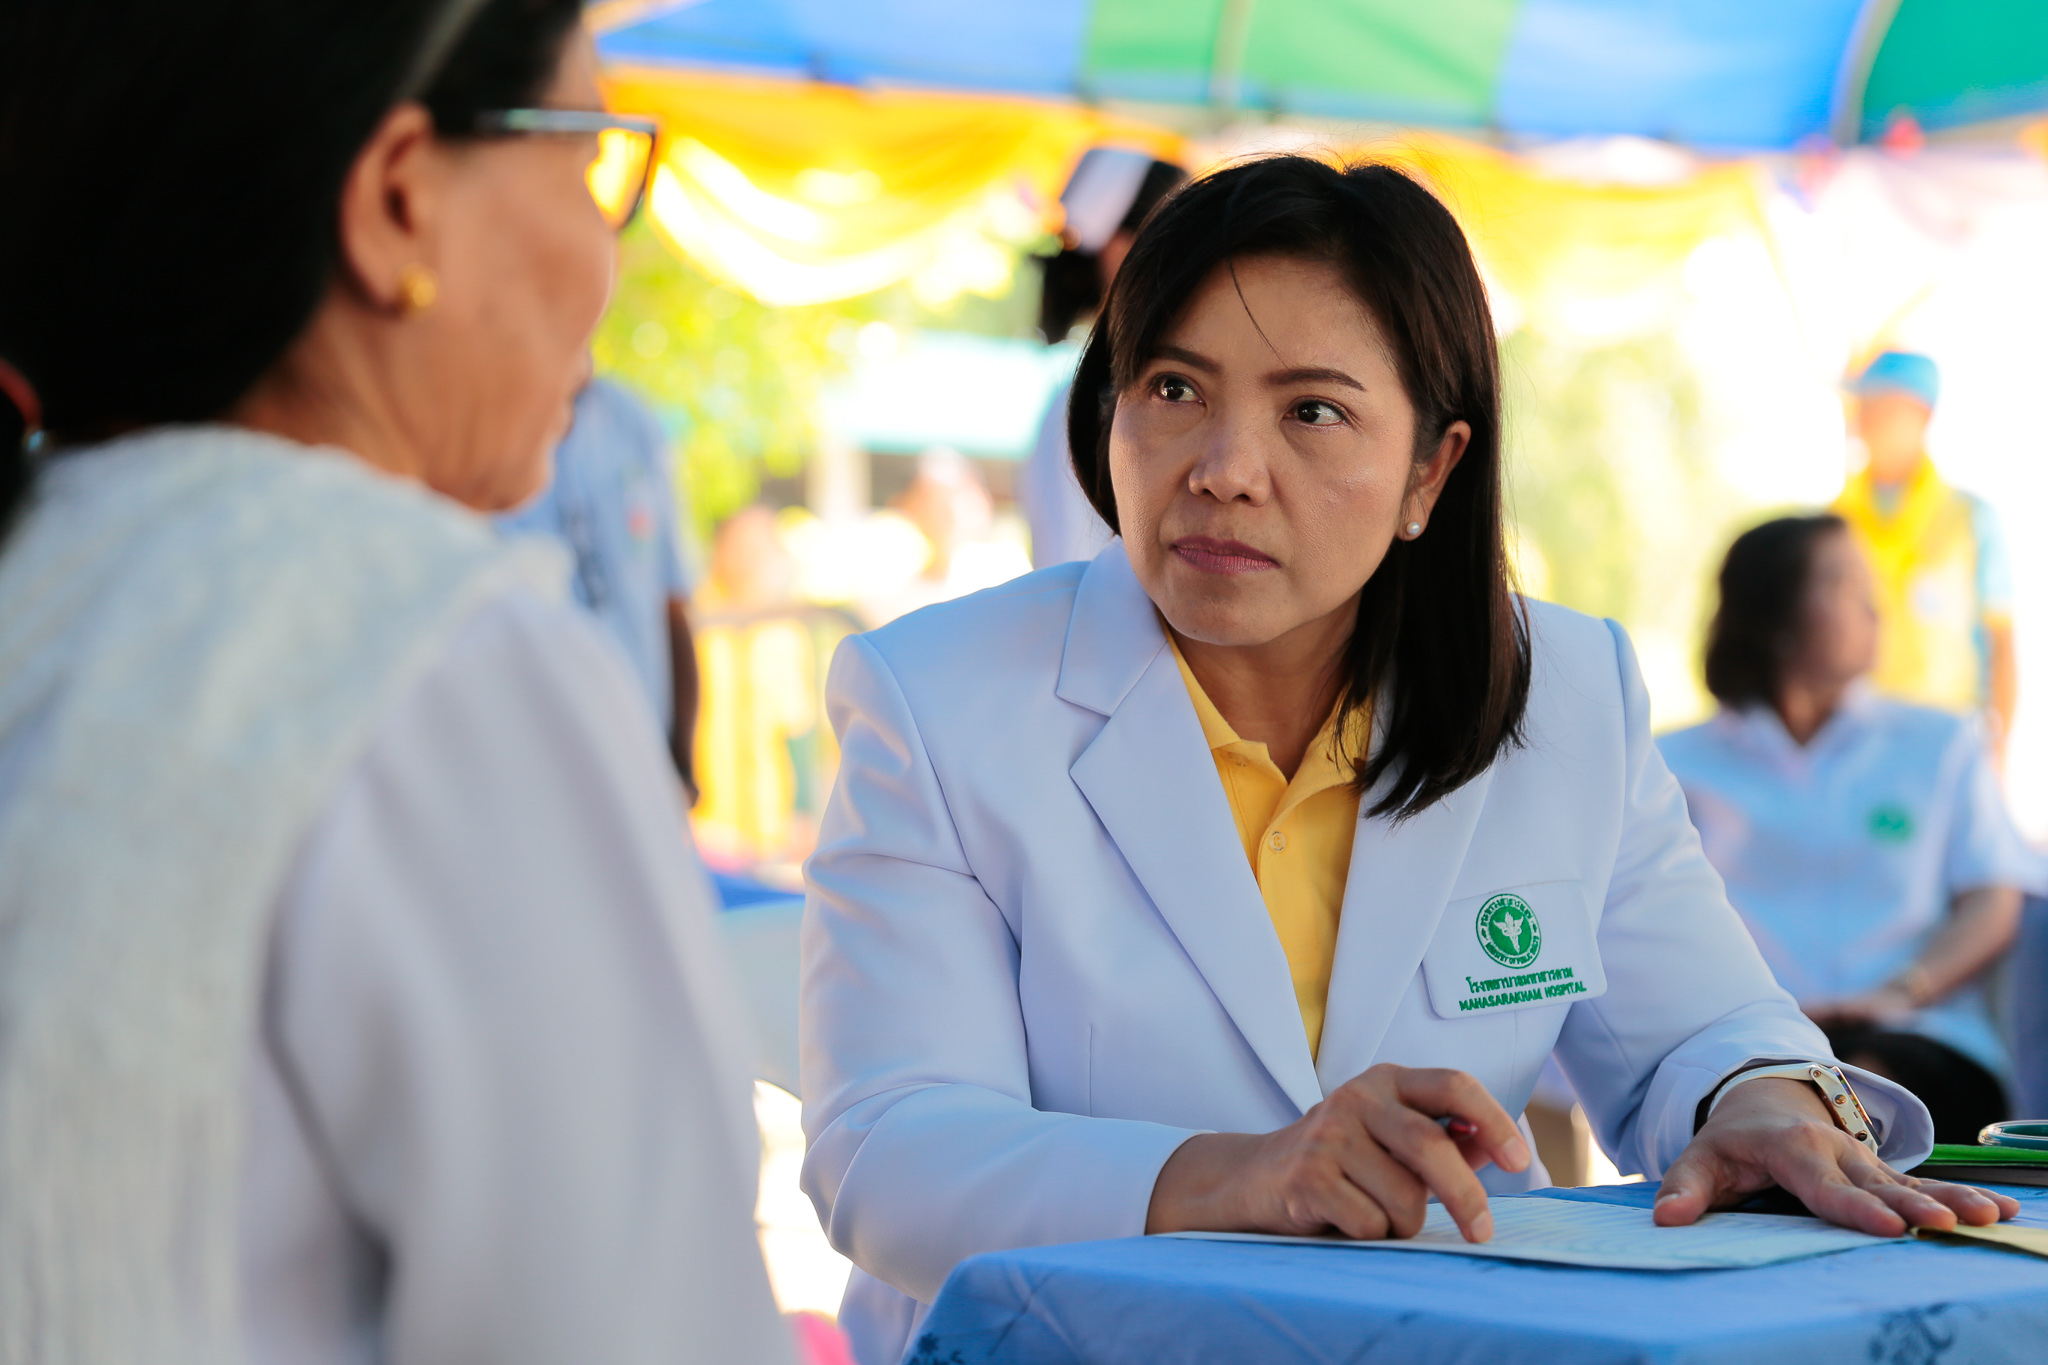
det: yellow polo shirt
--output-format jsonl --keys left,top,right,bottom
{"left": 1170, "top": 636, "right": 1370, "bottom": 1058}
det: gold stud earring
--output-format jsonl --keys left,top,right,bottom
{"left": 396, "top": 264, "right": 439, "bottom": 315}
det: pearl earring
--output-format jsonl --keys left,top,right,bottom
{"left": 1404, "top": 520, "right": 1423, "bottom": 539}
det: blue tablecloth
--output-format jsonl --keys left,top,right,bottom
{"left": 909, "top": 1182, "right": 2048, "bottom": 1365}
{"left": 710, "top": 870, "right": 797, "bottom": 909}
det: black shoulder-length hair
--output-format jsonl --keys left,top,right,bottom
{"left": 1068, "top": 154, "right": 1530, "bottom": 821}
{"left": 1703, "top": 513, "right": 1847, "bottom": 708}
{"left": 0, "top": 0, "right": 584, "bottom": 532}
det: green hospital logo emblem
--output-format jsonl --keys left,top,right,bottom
{"left": 1868, "top": 803, "right": 1914, "bottom": 844}
{"left": 1476, "top": 894, "right": 1542, "bottom": 969}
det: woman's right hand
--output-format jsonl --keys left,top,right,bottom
{"left": 1144, "top": 1064, "right": 1530, "bottom": 1242}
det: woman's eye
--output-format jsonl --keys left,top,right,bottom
{"left": 1154, "top": 375, "right": 1199, "bottom": 404}
{"left": 1293, "top": 399, "right": 1346, "bottom": 426}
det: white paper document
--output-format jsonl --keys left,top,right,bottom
{"left": 1165, "top": 1196, "right": 1897, "bottom": 1270}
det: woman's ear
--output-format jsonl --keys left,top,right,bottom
{"left": 332, "top": 101, "right": 446, "bottom": 312}
{"left": 1404, "top": 419, "right": 1470, "bottom": 528}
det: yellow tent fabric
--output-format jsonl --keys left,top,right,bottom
{"left": 601, "top": 67, "right": 1183, "bottom": 306}
{"left": 1361, "top": 133, "right": 1772, "bottom": 310}
{"left": 601, "top": 67, "right": 1766, "bottom": 320}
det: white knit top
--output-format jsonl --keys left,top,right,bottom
{"left": 0, "top": 428, "right": 789, "bottom": 1364}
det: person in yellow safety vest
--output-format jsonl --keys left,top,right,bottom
{"left": 1832, "top": 351, "right": 2016, "bottom": 751}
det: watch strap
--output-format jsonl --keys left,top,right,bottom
{"left": 1706, "top": 1062, "right": 1881, "bottom": 1155}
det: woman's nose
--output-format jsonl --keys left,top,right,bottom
{"left": 1186, "top": 416, "right": 1273, "bottom": 504}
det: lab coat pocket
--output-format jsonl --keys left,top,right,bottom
{"left": 1421, "top": 880, "right": 1608, "bottom": 1020}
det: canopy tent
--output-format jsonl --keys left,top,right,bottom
{"left": 595, "top": 1, "right": 2048, "bottom": 304}
{"left": 599, "top": 0, "right": 2048, "bottom": 152}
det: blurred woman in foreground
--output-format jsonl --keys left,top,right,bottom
{"left": 1661, "top": 515, "right": 2034, "bottom": 1142}
{"left": 0, "top": 1, "right": 791, "bottom": 1360}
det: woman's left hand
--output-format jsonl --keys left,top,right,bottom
{"left": 1652, "top": 1078, "right": 2019, "bottom": 1236}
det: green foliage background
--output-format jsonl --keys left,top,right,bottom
{"left": 1501, "top": 329, "right": 1756, "bottom": 722}
{"left": 591, "top": 222, "right": 1044, "bottom": 542}
{"left": 591, "top": 224, "right": 849, "bottom": 542}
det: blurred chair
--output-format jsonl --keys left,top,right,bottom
{"left": 2010, "top": 894, "right": 2048, "bottom": 1119}
{"left": 716, "top": 894, "right": 805, "bottom": 1097}
{"left": 693, "top": 603, "right": 858, "bottom": 869}
{"left": 1524, "top": 1057, "right": 1590, "bottom": 1186}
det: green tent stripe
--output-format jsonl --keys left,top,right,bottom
{"left": 1082, "top": 0, "right": 1520, "bottom": 116}
{"left": 1242, "top": 0, "right": 1519, "bottom": 116}
{"left": 1082, "top": 0, "right": 1231, "bottom": 87}
{"left": 1863, "top": 0, "right": 2048, "bottom": 134}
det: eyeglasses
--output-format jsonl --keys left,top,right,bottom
{"left": 473, "top": 109, "right": 659, "bottom": 231}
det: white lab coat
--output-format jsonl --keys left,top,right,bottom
{"left": 1019, "top": 378, "right": 1114, "bottom": 569}
{"left": 801, "top": 545, "right": 1933, "bottom": 1365}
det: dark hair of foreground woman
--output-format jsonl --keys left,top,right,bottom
{"left": 0, "top": 0, "right": 582, "bottom": 529}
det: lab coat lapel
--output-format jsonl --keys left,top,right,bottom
{"left": 1060, "top": 547, "right": 1326, "bottom": 1115}
{"left": 1315, "top": 760, "right": 1497, "bottom": 1093}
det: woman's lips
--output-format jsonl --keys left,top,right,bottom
{"left": 1171, "top": 536, "right": 1278, "bottom": 575}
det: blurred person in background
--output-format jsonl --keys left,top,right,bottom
{"left": 1022, "top": 150, "right": 1186, "bottom": 568}
{"left": 1831, "top": 351, "right": 2016, "bottom": 750}
{"left": 0, "top": 1, "right": 793, "bottom": 1360}
{"left": 1661, "top": 515, "right": 2032, "bottom": 1142}
{"left": 861, "top": 448, "right": 1028, "bottom": 624}
{"left": 702, "top": 503, "right": 800, "bottom": 613}
{"left": 498, "top": 374, "right": 702, "bottom": 799}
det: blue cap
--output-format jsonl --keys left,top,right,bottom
{"left": 1853, "top": 351, "right": 1939, "bottom": 409}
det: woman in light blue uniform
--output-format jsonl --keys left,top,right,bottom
{"left": 1660, "top": 513, "right": 2037, "bottom": 1141}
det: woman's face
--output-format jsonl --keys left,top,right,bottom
{"left": 1793, "top": 529, "right": 1880, "bottom": 689}
{"left": 1109, "top": 254, "right": 1467, "bottom": 651}
{"left": 407, "top": 33, "right": 616, "bottom": 509}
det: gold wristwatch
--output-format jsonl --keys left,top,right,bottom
{"left": 1706, "top": 1061, "right": 1881, "bottom": 1155}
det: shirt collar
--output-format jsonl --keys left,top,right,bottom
{"left": 1167, "top": 632, "right": 1370, "bottom": 781}
{"left": 1719, "top": 682, "right": 1876, "bottom": 761}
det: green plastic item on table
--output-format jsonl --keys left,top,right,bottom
{"left": 1921, "top": 1143, "right": 2048, "bottom": 1166}
{"left": 1910, "top": 1142, "right": 2048, "bottom": 1188}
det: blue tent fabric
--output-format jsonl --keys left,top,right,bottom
{"left": 1490, "top": 1, "right": 1865, "bottom": 148}
{"left": 600, "top": 0, "right": 1093, "bottom": 94}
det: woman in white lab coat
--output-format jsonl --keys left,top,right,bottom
{"left": 800, "top": 156, "right": 2014, "bottom": 1365}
